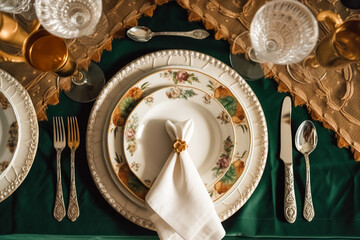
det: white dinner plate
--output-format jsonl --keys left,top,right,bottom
{"left": 0, "top": 69, "right": 39, "bottom": 202}
{"left": 123, "top": 86, "right": 235, "bottom": 189}
{"left": 87, "top": 50, "right": 268, "bottom": 230}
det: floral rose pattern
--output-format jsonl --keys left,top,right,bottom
{"left": 7, "top": 121, "right": 18, "bottom": 153}
{"left": 160, "top": 70, "right": 200, "bottom": 84}
{"left": 0, "top": 161, "right": 10, "bottom": 173}
{"left": 144, "top": 96, "right": 154, "bottom": 106}
{"left": 176, "top": 71, "right": 189, "bottom": 82}
{"left": 125, "top": 128, "right": 136, "bottom": 141}
{"left": 217, "top": 111, "right": 231, "bottom": 124}
{"left": 211, "top": 136, "right": 234, "bottom": 179}
{"left": 130, "top": 162, "right": 141, "bottom": 172}
{"left": 165, "top": 87, "right": 197, "bottom": 100}
{"left": 124, "top": 115, "right": 139, "bottom": 157}
{"left": 166, "top": 87, "right": 182, "bottom": 98}
{"left": 0, "top": 92, "right": 10, "bottom": 110}
{"left": 209, "top": 150, "right": 247, "bottom": 200}
{"left": 203, "top": 93, "right": 212, "bottom": 104}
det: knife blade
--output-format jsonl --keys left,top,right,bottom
{"left": 280, "top": 96, "right": 297, "bottom": 223}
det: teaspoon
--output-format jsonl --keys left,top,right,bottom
{"left": 126, "top": 26, "right": 210, "bottom": 42}
{"left": 295, "top": 120, "right": 318, "bottom": 222}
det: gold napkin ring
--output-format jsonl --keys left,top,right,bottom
{"left": 173, "top": 139, "right": 188, "bottom": 153}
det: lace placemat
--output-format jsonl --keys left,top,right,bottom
{"left": 0, "top": 0, "right": 359, "bottom": 160}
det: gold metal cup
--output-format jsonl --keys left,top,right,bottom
{"left": 315, "top": 10, "right": 360, "bottom": 69}
{"left": 0, "top": 13, "right": 77, "bottom": 77}
{"left": 23, "top": 29, "right": 77, "bottom": 77}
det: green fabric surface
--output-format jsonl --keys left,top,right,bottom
{"left": 0, "top": 2, "right": 359, "bottom": 239}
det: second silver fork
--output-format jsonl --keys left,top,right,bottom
{"left": 67, "top": 116, "right": 80, "bottom": 221}
{"left": 53, "top": 116, "right": 66, "bottom": 222}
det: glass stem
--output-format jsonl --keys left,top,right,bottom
{"left": 248, "top": 48, "right": 261, "bottom": 63}
{"left": 71, "top": 70, "right": 87, "bottom": 86}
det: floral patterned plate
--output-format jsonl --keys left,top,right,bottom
{"left": 123, "top": 86, "right": 235, "bottom": 189}
{"left": 0, "top": 91, "right": 18, "bottom": 177}
{"left": 107, "top": 67, "right": 251, "bottom": 202}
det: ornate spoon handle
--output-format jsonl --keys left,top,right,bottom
{"left": 284, "top": 163, "right": 297, "bottom": 223}
{"left": 152, "top": 29, "right": 210, "bottom": 39}
{"left": 67, "top": 149, "right": 79, "bottom": 221}
{"left": 303, "top": 154, "right": 314, "bottom": 221}
{"left": 53, "top": 150, "right": 65, "bottom": 222}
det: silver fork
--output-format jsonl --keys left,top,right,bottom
{"left": 53, "top": 116, "right": 66, "bottom": 222}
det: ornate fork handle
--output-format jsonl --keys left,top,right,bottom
{"left": 152, "top": 29, "right": 209, "bottom": 39}
{"left": 67, "top": 149, "right": 80, "bottom": 221}
{"left": 303, "top": 154, "right": 314, "bottom": 221}
{"left": 284, "top": 163, "right": 297, "bottom": 223}
{"left": 54, "top": 149, "right": 65, "bottom": 222}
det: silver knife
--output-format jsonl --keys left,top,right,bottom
{"left": 280, "top": 96, "right": 297, "bottom": 223}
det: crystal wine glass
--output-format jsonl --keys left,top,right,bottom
{"left": 34, "top": 0, "right": 102, "bottom": 39}
{"left": 0, "top": 0, "right": 30, "bottom": 13}
{"left": 35, "top": 0, "right": 105, "bottom": 103}
{"left": 230, "top": 0, "right": 319, "bottom": 80}
{"left": 0, "top": 0, "right": 35, "bottom": 20}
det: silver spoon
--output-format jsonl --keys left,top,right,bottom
{"left": 126, "top": 26, "right": 210, "bottom": 42}
{"left": 295, "top": 120, "right": 318, "bottom": 222}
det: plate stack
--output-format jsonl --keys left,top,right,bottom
{"left": 86, "top": 50, "right": 268, "bottom": 229}
{"left": 0, "top": 69, "right": 38, "bottom": 202}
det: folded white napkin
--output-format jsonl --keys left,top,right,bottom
{"left": 145, "top": 119, "right": 225, "bottom": 240}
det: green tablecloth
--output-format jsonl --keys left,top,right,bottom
{"left": 1, "top": 2, "right": 359, "bottom": 239}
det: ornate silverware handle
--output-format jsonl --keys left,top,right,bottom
{"left": 67, "top": 149, "right": 80, "bottom": 221}
{"left": 303, "top": 154, "right": 314, "bottom": 221}
{"left": 54, "top": 149, "right": 65, "bottom": 222}
{"left": 284, "top": 163, "right": 297, "bottom": 223}
{"left": 152, "top": 29, "right": 210, "bottom": 39}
